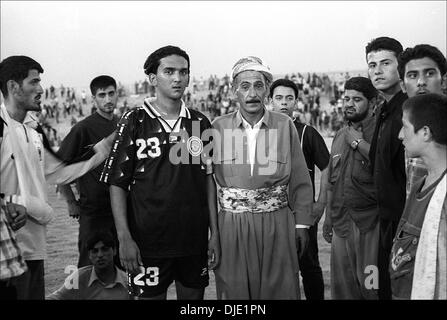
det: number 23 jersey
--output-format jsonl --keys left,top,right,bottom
{"left": 101, "top": 101, "right": 212, "bottom": 258}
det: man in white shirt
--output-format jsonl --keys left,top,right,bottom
{"left": 0, "top": 55, "right": 114, "bottom": 299}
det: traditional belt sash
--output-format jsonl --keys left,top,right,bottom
{"left": 218, "top": 185, "right": 288, "bottom": 214}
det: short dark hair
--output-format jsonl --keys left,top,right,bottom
{"left": 269, "top": 79, "right": 299, "bottom": 99}
{"left": 89, "top": 75, "right": 117, "bottom": 95}
{"left": 0, "top": 55, "right": 44, "bottom": 98}
{"left": 143, "top": 45, "right": 190, "bottom": 76}
{"left": 402, "top": 93, "right": 447, "bottom": 145}
{"left": 365, "top": 37, "right": 403, "bottom": 59}
{"left": 344, "top": 77, "right": 377, "bottom": 101}
{"left": 86, "top": 230, "right": 116, "bottom": 251}
{"left": 397, "top": 44, "right": 447, "bottom": 80}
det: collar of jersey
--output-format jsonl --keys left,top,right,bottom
{"left": 142, "top": 98, "right": 190, "bottom": 133}
{"left": 142, "top": 98, "right": 190, "bottom": 119}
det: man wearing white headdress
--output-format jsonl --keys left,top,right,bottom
{"left": 212, "top": 56, "right": 314, "bottom": 299}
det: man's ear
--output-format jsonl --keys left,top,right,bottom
{"left": 399, "top": 79, "right": 407, "bottom": 94}
{"left": 6, "top": 79, "right": 19, "bottom": 96}
{"left": 368, "top": 96, "right": 377, "bottom": 110}
{"left": 148, "top": 74, "right": 157, "bottom": 86}
{"left": 441, "top": 74, "right": 447, "bottom": 94}
{"left": 421, "top": 125, "right": 432, "bottom": 142}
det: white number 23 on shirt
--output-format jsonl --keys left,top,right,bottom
{"left": 136, "top": 137, "right": 161, "bottom": 159}
{"left": 133, "top": 267, "right": 159, "bottom": 286}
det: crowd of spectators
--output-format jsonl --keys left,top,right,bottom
{"left": 36, "top": 71, "right": 356, "bottom": 151}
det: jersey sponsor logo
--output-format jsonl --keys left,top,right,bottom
{"left": 187, "top": 136, "right": 203, "bottom": 157}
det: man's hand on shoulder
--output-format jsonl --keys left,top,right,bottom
{"left": 105, "top": 131, "right": 117, "bottom": 147}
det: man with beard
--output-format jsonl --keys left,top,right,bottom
{"left": 366, "top": 37, "right": 407, "bottom": 299}
{"left": 0, "top": 55, "right": 114, "bottom": 299}
{"left": 269, "top": 78, "right": 330, "bottom": 300}
{"left": 323, "top": 77, "right": 380, "bottom": 299}
{"left": 57, "top": 75, "right": 120, "bottom": 268}
{"left": 212, "top": 57, "right": 313, "bottom": 299}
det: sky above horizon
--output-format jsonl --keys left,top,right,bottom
{"left": 1, "top": 1, "right": 446, "bottom": 89}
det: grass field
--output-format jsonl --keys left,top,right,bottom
{"left": 44, "top": 138, "right": 333, "bottom": 299}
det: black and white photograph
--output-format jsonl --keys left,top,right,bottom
{"left": 0, "top": 0, "right": 446, "bottom": 313}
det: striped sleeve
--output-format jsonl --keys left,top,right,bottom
{"left": 100, "top": 110, "right": 137, "bottom": 191}
{"left": 201, "top": 115, "right": 214, "bottom": 175}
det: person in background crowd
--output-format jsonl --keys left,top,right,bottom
{"left": 269, "top": 78, "right": 330, "bottom": 300}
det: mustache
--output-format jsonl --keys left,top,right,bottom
{"left": 246, "top": 100, "right": 261, "bottom": 104}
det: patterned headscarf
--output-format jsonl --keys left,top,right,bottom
{"left": 231, "top": 56, "right": 273, "bottom": 83}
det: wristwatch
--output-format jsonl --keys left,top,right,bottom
{"left": 350, "top": 139, "right": 363, "bottom": 150}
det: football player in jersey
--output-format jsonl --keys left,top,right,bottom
{"left": 101, "top": 45, "right": 220, "bottom": 300}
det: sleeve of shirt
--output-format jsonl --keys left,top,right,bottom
{"left": 5, "top": 194, "right": 54, "bottom": 225}
{"left": 44, "top": 137, "right": 112, "bottom": 185}
{"left": 326, "top": 154, "right": 334, "bottom": 192}
{"left": 100, "top": 110, "right": 137, "bottom": 190}
{"left": 308, "top": 126, "right": 330, "bottom": 171}
{"left": 46, "top": 271, "right": 80, "bottom": 300}
{"left": 56, "top": 123, "right": 91, "bottom": 163}
{"left": 327, "top": 130, "right": 344, "bottom": 192}
{"left": 287, "top": 118, "right": 314, "bottom": 226}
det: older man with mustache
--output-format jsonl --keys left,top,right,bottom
{"left": 212, "top": 56, "right": 313, "bottom": 299}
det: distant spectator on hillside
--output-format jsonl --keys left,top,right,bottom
{"left": 81, "top": 90, "right": 87, "bottom": 104}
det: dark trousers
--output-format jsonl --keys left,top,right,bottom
{"left": 0, "top": 280, "right": 17, "bottom": 300}
{"left": 298, "top": 223, "right": 325, "bottom": 300}
{"left": 378, "top": 218, "right": 399, "bottom": 300}
{"left": 13, "top": 260, "right": 45, "bottom": 300}
{"left": 78, "top": 215, "right": 121, "bottom": 269}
